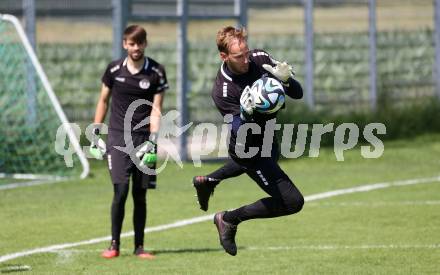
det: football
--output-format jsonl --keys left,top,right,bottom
{"left": 251, "top": 76, "right": 285, "bottom": 114}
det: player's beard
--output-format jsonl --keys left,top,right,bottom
{"left": 129, "top": 50, "right": 144, "bottom": 62}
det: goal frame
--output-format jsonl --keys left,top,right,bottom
{"left": 0, "top": 14, "right": 89, "bottom": 180}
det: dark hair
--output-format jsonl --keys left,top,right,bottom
{"left": 123, "top": 25, "right": 147, "bottom": 44}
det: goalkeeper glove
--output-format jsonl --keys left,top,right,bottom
{"left": 239, "top": 85, "right": 256, "bottom": 121}
{"left": 262, "top": 60, "right": 294, "bottom": 83}
{"left": 136, "top": 133, "right": 158, "bottom": 168}
{"left": 89, "top": 127, "right": 106, "bottom": 160}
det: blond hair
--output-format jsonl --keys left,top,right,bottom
{"left": 216, "top": 26, "right": 247, "bottom": 54}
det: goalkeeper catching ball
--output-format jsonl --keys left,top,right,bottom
{"left": 192, "top": 26, "right": 304, "bottom": 256}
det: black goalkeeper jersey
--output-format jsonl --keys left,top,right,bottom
{"left": 211, "top": 49, "right": 303, "bottom": 163}
{"left": 102, "top": 57, "right": 169, "bottom": 134}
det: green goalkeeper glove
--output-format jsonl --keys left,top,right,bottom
{"left": 262, "top": 60, "right": 294, "bottom": 83}
{"left": 89, "top": 127, "right": 106, "bottom": 160}
{"left": 136, "top": 133, "right": 158, "bottom": 168}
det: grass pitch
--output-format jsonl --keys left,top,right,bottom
{"left": 0, "top": 134, "right": 439, "bottom": 274}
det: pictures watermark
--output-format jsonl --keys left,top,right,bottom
{"left": 55, "top": 99, "right": 386, "bottom": 172}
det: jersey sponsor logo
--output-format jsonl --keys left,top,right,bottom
{"left": 139, "top": 79, "right": 150, "bottom": 89}
{"left": 110, "top": 65, "right": 120, "bottom": 73}
{"left": 115, "top": 77, "right": 125, "bottom": 82}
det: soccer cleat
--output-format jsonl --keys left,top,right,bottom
{"left": 213, "top": 211, "right": 238, "bottom": 256}
{"left": 101, "top": 240, "right": 120, "bottom": 259}
{"left": 193, "top": 176, "right": 218, "bottom": 211}
{"left": 134, "top": 246, "right": 155, "bottom": 260}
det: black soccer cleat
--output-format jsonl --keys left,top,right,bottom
{"left": 193, "top": 176, "right": 218, "bottom": 211}
{"left": 213, "top": 211, "right": 237, "bottom": 256}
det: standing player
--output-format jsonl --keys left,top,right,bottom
{"left": 89, "top": 25, "right": 168, "bottom": 259}
{"left": 193, "top": 26, "right": 304, "bottom": 256}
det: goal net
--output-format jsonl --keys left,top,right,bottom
{"left": 0, "top": 14, "right": 89, "bottom": 182}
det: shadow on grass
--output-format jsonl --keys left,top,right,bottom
{"left": 151, "top": 246, "right": 245, "bottom": 255}
{"left": 0, "top": 264, "right": 31, "bottom": 273}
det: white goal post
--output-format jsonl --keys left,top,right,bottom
{"left": 0, "top": 14, "right": 89, "bottom": 180}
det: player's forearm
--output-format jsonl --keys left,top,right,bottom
{"left": 284, "top": 78, "right": 303, "bottom": 99}
{"left": 149, "top": 92, "right": 164, "bottom": 133}
{"left": 149, "top": 110, "right": 161, "bottom": 133}
{"left": 94, "top": 99, "right": 108, "bottom": 123}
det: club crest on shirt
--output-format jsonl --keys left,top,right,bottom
{"left": 139, "top": 79, "right": 150, "bottom": 89}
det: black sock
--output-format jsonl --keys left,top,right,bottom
{"left": 207, "top": 159, "right": 245, "bottom": 182}
{"left": 223, "top": 197, "right": 295, "bottom": 225}
{"left": 223, "top": 210, "right": 242, "bottom": 225}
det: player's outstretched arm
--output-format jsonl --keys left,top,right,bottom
{"left": 262, "top": 60, "right": 293, "bottom": 83}
{"left": 283, "top": 77, "right": 303, "bottom": 99}
{"left": 263, "top": 61, "right": 303, "bottom": 99}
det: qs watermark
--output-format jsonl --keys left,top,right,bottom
{"left": 55, "top": 99, "right": 386, "bottom": 172}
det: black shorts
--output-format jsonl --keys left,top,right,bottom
{"left": 106, "top": 130, "right": 156, "bottom": 188}
{"left": 230, "top": 141, "right": 294, "bottom": 197}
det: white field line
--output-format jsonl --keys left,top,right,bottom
{"left": 0, "top": 175, "right": 439, "bottom": 263}
{"left": 45, "top": 243, "right": 440, "bottom": 255}
{"left": 247, "top": 244, "right": 440, "bottom": 250}
{"left": 306, "top": 200, "right": 440, "bottom": 207}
